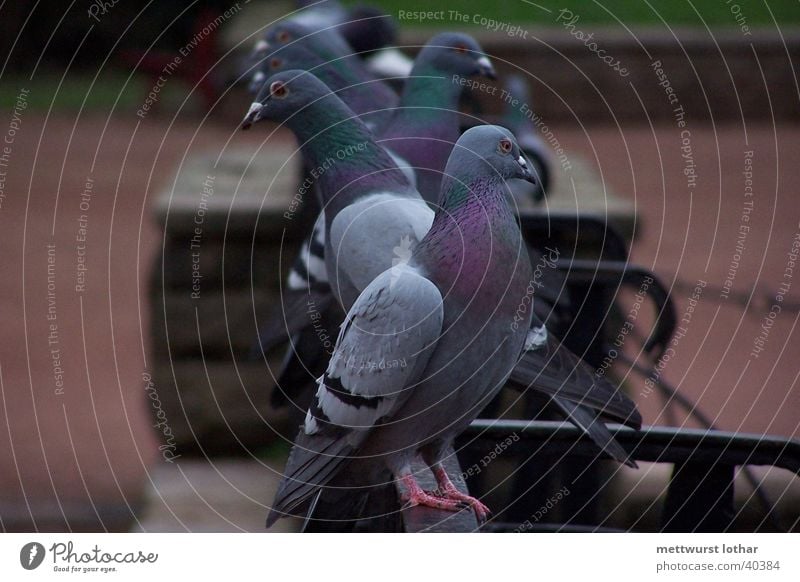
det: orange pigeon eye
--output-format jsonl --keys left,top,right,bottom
{"left": 270, "top": 58, "right": 282, "bottom": 69}
{"left": 499, "top": 138, "right": 512, "bottom": 154}
{"left": 271, "top": 81, "right": 288, "bottom": 98}
{"left": 277, "top": 30, "right": 291, "bottom": 43}
{"left": 453, "top": 44, "right": 468, "bottom": 54}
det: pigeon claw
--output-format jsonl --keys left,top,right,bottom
{"left": 429, "top": 463, "right": 491, "bottom": 523}
{"left": 402, "top": 489, "right": 472, "bottom": 514}
{"left": 400, "top": 472, "right": 490, "bottom": 524}
{"left": 437, "top": 488, "right": 491, "bottom": 524}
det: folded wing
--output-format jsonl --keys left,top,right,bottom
{"left": 268, "top": 264, "right": 443, "bottom": 523}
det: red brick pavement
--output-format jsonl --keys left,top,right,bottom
{"left": 0, "top": 114, "right": 797, "bottom": 531}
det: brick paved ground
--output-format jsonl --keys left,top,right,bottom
{"left": 0, "top": 114, "right": 797, "bottom": 531}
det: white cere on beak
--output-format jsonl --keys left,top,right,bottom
{"left": 253, "top": 71, "right": 265, "bottom": 83}
{"left": 254, "top": 40, "right": 269, "bottom": 53}
{"left": 477, "top": 56, "right": 492, "bottom": 68}
{"left": 518, "top": 155, "right": 528, "bottom": 168}
{"left": 247, "top": 102, "right": 263, "bottom": 119}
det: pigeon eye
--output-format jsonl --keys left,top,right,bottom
{"left": 453, "top": 44, "right": 468, "bottom": 54}
{"left": 277, "top": 30, "right": 291, "bottom": 43}
{"left": 498, "top": 138, "right": 512, "bottom": 154}
{"left": 270, "top": 58, "right": 282, "bottom": 69}
{"left": 271, "top": 81, "right": 288, "bottom": 98}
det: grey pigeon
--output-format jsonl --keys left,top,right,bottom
{"left": 378, "top": 32, "right": 496, "bottom": 203}
{"left": 289, "top": 0, "right": 411, "bottom": 77}
{"left": 288, "top": 1, "right": 397, "bottom": 57}
{"left": 267, "top": 125, "right": 536, "bottom": 525}
{"left": 242, "top": 70, "right": 432, "bottom": 310}
{"left": 252, "top": 33, "right": 497, "bottom": 362}
{"left": 243, "top": 72, "right": 639, "bottom": 479}
{"left": 247, "top": 19, "right": 398, "bottom": 129}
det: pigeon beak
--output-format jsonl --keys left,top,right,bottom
{"left": 241, "top": 101, "right": 264, "bottom": 130}
{"left": 518, "top": 155, "right": 535, "bottom": 184}
{"left": 476, "top": 56, "right": 497, "bottom": 80}
{"left": 254, "top": 39, "right": 269, "bottom": 54}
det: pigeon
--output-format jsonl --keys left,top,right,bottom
{"left": 247, "top": 19, "right": 399, "bottom": 129}
{"left": 287, "top": 0, "right": 412, "bottom": 78}
{"left": 242, "top": 70, "right": 432, "bottom": 310}
{"left": 243, "top": 71, "right": 639, "bottom": 474}
{"left": 501, "top": 74, "right": 554, "bottom": 203}
{"left": 267, "top": 125, "right": 537, "bottom": 526}
{"left": 378, "top": 32, "right": 496, "bottom": 203}
{"left": 251, "top": 33, "right": 497, "bottom": 368}
{"left": 288, "top": 1, "right": 397, "bottom": 58}
{"left": 251, "top": 29, "right": 495, "bottom": 203}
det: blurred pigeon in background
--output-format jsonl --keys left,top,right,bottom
{"left": 286, "top": 0, "right": 398, "bottom": 58}
{"left": 247, "top": 20, "right": 399, "bottom": 128}
{"left": 266, "top": 1, "right": 412, "bottom": 79}
{"left": 378, "top": 32, "right": 496, "bottom": 202}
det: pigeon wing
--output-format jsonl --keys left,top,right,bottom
{"left": 509, "top": 323, "right": 642, "bottom": 429}
{"left": 268, "top": 265, "right": 443, "bottom": 523}
{"left": 306, "top": 264, "right": 443, "bottom": 432}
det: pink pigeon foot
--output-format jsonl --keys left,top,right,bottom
{"left": 400, "top": 474, "right": 470, "bottom": 514}
{"left": 431, "top": 464, "right": 491, "bottom": 523}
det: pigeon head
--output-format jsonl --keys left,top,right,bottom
{"left": 263, "top": 20, "right": 311, "bottom": 49}
{"left": 445, "top": 125, "right": 534, "bottom": 187}
{"left": 246, "top": 21, "right": 358, "bottom": 94}
{"left": 264, "top": 20, "right": 353, "bottom": 59}
{"left": 242, "top": 70, "right": 334, "bottom": 129}
{"left": 247, "top": 43, "right": 324, "bottom": 94}
{"left": 417, "top": 32, "right": 496, "bottom": 79}
{"left": 245, "top": 23, "right": 308, "bottom": 94}
{"left": 245, "top": 21, "right": 319, "bottom": 86}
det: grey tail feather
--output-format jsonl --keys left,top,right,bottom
{"left": 266, "top": 430, "right": 358, "bottom": 528}
{"left": 552, "top": 396, "right": 638, "bottom": 468}
{"left": 300, "top": 490, "right": 323, "bottom": 532}
{"left": 300, "top": 487, "right": 372, "bottom": 532}
{"left": 508, "top": 332, "right": 642, "bottom": 430}
{"left": 300, "top": 471, "right": 398, "bottom": 532}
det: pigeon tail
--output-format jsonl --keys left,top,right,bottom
{"left": 552, "top": 397, "right": 638, "bottom": 468}
{"left": 267, "top": 432, "right": 355, "bottom": 527}
{"left": 508, "top": 334, "right": 642, "bottom": 430}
